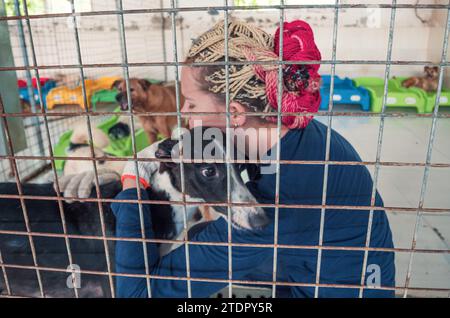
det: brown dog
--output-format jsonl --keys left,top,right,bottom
{"left": 401, "top": 66, "right": 439, "bottom": 92}
{"left": 112, "top": 78, "right": 185, "bottom": 144}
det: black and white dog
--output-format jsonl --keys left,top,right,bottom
{"left": 0, "top": 127, "right": 267, "bottom": 297}
{"left": 151, "top": 126, "right": 268, "bottom": 231}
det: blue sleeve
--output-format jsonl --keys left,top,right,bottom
{"left": 111, "top": 189, "right": 273, "bottom": 298}
{"left": 111, "top": 188, "right": 158, "bottom": 298}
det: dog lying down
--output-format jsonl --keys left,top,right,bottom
{"left": 64, "top": 117, "right": 143, "bottom": 175}
{"left": 0, "top": 127, "right": 267, "bottom": 297}
{"left": 63, "top": 119, "right": 131, "bottom": 176}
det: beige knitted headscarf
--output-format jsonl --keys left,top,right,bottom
{"left": 187, "top": 19, "right": 278, "bottom": 114}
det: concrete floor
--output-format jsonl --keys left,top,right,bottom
{"left": 316, "top": 106, "right": 450, "bottom": 297}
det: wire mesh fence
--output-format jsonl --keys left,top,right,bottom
{"left": 0, "top": 0, "right": 449, "bottom": 298}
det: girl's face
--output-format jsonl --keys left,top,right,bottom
{"left": 181, "top": 67, "right": 227, "bottom": 129}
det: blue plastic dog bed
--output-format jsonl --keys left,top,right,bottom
{"left": 319, "top": 75, "right": 371, "bottom": 111}
{"left": 19, "top": 80, "right": 56, "bottom": 109}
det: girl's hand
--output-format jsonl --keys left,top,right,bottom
{"left": 56, "top": 169, "right": 121, "bottom": 203}
{"left": 121, "top": 142, "right": 160, "bottom": 190}
{"left": 122, "top": 177, "right": 143, "bottom": 190}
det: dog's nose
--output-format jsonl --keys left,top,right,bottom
{"left": 156, "top": 139, "right": 178, "bottom": 159}
{"left": 116, "top": 93, "right": 129, "bottom": 110}
{"left": 155, "top": 147, "right": 171, "bottom": 159}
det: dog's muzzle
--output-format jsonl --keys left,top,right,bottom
{"left": 115, "top": 93, "right": 129, "bottom": 111}
{"left": 214, "top": 195, "right": 269, "bottom": 230}
{"left": 210, "top": 166, "right": 269, "bottom": 230}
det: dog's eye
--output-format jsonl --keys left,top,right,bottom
{"left": 201, "top": 166, "right": 216, "bottom": 178}
{"left": 130, "top": 88, "right": 135, "bottom": 92}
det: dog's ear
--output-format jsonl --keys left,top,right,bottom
{"left": 138, "top": 79, "right": 152, "bottom": 91}
{"left": 111, "top": 79, "right": 123, "bottom": 90}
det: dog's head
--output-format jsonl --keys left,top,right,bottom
{"left": 112, "top": 78, "right": 152, "bottom": 111}
{"left": 144, "top": 127, "right": 269, "bottom": 230}
{"left": 424, "top": 66, "right": 439, "bottom": 79}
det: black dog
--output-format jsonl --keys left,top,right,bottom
{"left": 0, "top": 181, "right": 176, "bottom": 298}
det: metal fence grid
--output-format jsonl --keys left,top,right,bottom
{"left": 0, "top": 0, "right": 449, "bottom": 298}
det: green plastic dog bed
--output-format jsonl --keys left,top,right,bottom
{"left": 389, "top": 76, "right": 450, "bottom": 113}
{"left": 91, "top": 89, "right": 118, "bottom": 109}
{"left": 53, "top": 110, "right": 151, "bottom": 171}
{"left": 353, "top": 77, "right": 428, "bottom": 113}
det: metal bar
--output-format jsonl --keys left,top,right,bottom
{"left": 0, "top": 3, "right": 449, "bottom": 22}
{"left": 116, "top": 0, "right": 152, "bottom": 298}
{"left": 271, "top": 0, "right": 284, "bottom": 298}
{"left": 3, "top": 109, "right": 450, "bottom": 119}
{"left": 314, "top": 0, "right": 340, "bottom": 298}
{"left": 0, "top": 95, "right": 45, "bottom": 297}
{"left": 0, "top": 249, "right": 11, "bottom": 296}
{"left": 2, "top": 59, "right": 449, "bottom": 72}
{"left": 223, "top": 0, "right": 233, "bottom": 299}
{"left": 1, "top": 227, "right": 450, "bottom": 254}
{"left": 0, "top": 192, "right": 449, "bottom": 214}
{"left": 0, "top": 294, "right": 29, "bottom": 298}
{"left": 403, "top": 3, "right": 450, "bottom": 298}
{"left": 169, "top": 0, "right": 192, "bottom": 298}
{"left": 3, "top": 153, "right": 450, "bottom": 169}
{"left": 0, "top": 190, "right": 450, "bottom": 213}
{"left": 21, "top": 0, "right": 79, "bottom": 298}
{"left": 69, "top": 0, "right": 115, "bottom": 297}
{"left": 359, "top": 0, "right": 398, "bottom": 297}
{"left": 1, "top": 262, "right": 450, "bottom": 295}
{"left": 160, "top": 0, "right": 168, "bottom": 82}
{"left": 13, "top": 0, "right": 45, "bottom": 158}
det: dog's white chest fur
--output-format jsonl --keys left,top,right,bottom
{"left": 151, "top": 164, "right": 200, "bottom": 217}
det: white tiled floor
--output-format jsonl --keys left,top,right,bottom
{"left": 317, "top": 106, "right": 450, "bottom": 297}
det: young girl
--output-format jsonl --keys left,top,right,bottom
{"left": 113, "top": 19, "right": 395, "bottom": 298}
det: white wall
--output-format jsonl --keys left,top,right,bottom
{"left": 8, "top": 0, "right": 449, "bottom": 85}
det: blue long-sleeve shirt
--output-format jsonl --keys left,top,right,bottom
{"left": 111, "top": 120, "right": 395, "bottom": 298}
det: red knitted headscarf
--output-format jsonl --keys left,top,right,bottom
{"left": 265, "top": 20, "right": 322, "bottom": 129}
